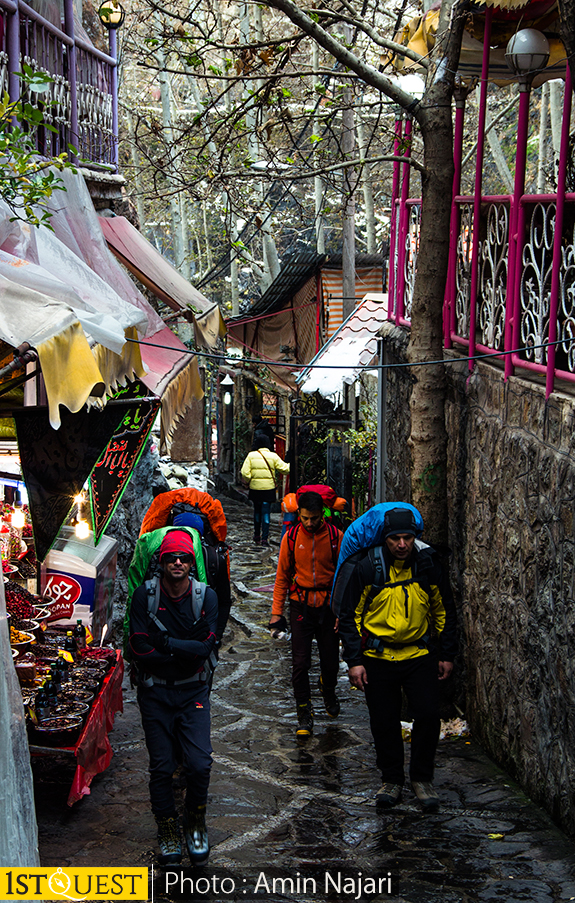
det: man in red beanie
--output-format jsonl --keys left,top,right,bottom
{"left": 129, "top": 529, "right": 217, "bottom": 867}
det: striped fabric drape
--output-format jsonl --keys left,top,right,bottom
{"left": 321, "top": 267, "right": 384, "bottom": 338}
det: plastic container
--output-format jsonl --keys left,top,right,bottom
{"left": 29, "top": 715, "right": 84, "bottom": 747}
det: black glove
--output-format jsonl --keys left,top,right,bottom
{"left": 186, "top": 619, "right": 210, "bottom": 642}
{"left": 268, "top": 615, "right": 287, "bottom": 638}
{"left": 154, "top": 632, "right": 172, "bottom": 654}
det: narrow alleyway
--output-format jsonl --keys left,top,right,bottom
{"left": 34, "top": 496, "right": 575, "bottom": 902}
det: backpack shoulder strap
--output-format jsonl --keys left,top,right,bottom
{"left": 145, "top": 576, "right": 167, "bottom": 632}
{"left": 190, "top": 577, "right": 207, "bottom": 620}
{"left": 286, "top": 522, "right": 300, "bottom": 575}
{"left": 327, "top": 522, "right": 340, "bottom": 569}
{"left": 360, "top": 547, "right": 388, "bottom": 630}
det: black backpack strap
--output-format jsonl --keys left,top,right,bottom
{"left": 190, "top": 578, "right": 217, "bottom": 680}
{"left": 146, "top": 576, "right": 167, "bottom": 633}
{"left": 359, "top": 547, "right": 388, "bottom": 631}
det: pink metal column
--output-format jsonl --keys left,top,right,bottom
{"left": 394, "top": 116, "right": 413, "bottom": 325}
{"left": 504, "top": 79, "right": 532, "bottom": 380}
{"left": 63, "top": 0, "right": 78, "bottom": 162}
{"left": 6, "top": 0, "right": 20, "bottom": 104}
{"left": 468, "top": 8, "right": 492, "bottom": 371}
{"left": 445, "top": 81, "right": 469, "bottom": 348}
{"left": 387, "top": 113, "right": 403, "bottom": 321}
{"left": 545, "top": 67, "right": 573, "bottom": 396}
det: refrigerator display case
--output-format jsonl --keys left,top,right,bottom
{"left": 40, "top": 528, "right": 118, "bottom": 644}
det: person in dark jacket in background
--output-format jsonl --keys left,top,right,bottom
{"left": 336, "top": 506, "right": 457, "bottom": 812}
{"left": 129, "top": 530, "right": 217, "bottom": 867}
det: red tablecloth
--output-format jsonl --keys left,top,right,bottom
{"left": 30, "top": 651, "right": 124, "bottom": 806}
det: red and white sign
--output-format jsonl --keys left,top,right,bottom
{"left": 44, "top": 573, "right": 82, "bottom": 621}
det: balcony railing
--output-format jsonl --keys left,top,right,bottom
{"left": 389, "top": 192, "right": 575, "bottom": 393}
{"left": 0, "top": 0, "right": 117, "bottom": 170}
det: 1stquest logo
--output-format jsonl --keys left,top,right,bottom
{"left": 0, "top": 868, "right": 149, "bottom": 901}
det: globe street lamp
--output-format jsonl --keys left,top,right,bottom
{"left": 503, "top": 28, "right": 550, "bottom": 379}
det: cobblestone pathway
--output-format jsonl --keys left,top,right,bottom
{"left": 34, "top": 496, "right": 575, "bottom": 902}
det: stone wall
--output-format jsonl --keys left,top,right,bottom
{"left": 382, "top": 329, "right": 575, "bottom": 836}
{"left": 446, "top": 359, "right": 575, "bottom": 836}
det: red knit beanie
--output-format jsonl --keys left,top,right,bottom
{"left": 159, "top": 530, "right": 195, "bottom": 559}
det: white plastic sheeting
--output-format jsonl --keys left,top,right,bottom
{"left": 0, "top": 581, "right": 40, "bottom": 868}
{"left": 299, "top": 333, "right": 378, "bottom": 397}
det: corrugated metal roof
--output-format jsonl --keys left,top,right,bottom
{"left": 297, "top": 293, "right": 389, "bottom": 397}
{"left": 228, "top": 252, "right": 326, "bottom": 323}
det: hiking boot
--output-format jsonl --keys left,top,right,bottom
{"left": 319, "top": 676, "right": 340, "bottom": 717}
{"left": 183, "top": 804, "right": 210, "bottom": 866}
{"left": 253, "top": 535, "right": 260, "bottom": 545}
{"left": 296, "top": 701, "right": 313, "bottom": 737}
{"left": 375, "top": 783, "right": 402, "bottom": 808}
{"left": 411, "top": 781, "right": 440, "bottom": 811}
{"left": 155, "top": 815, "right": 182, "bottom": 866}
{"left": 260, "top": 539, "right": 269, "bottom": 547}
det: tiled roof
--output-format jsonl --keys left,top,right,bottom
{"left": 297, "top": 293, "right": 389, "bottom": 396}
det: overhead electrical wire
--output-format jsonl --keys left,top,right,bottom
{"left": 124, "top": 334, "right": 575, "bottom": 373}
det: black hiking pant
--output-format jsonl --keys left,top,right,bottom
{"left": 289, "top": 600, "right": 339, "bottom": 704}
{"left": 137, "top": 681, "right": 212, "bottom": 818}
{"left": 363, "top": 652, "right": 440, "bottom": 785}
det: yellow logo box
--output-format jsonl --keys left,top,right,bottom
{"left": 0, "top": 868, "right": 149, "bottom": 901}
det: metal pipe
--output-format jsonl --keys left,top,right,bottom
{"left": 468, "top": 8, "right": 492, "bottom": 372}
{"left": 62, "top": 0, "right": 78, "bottom": 162}
{"left": 6, "top": 0, "right": 19, "bottom": 104}
{"left": 109, "top": 28, "right": 119, "bottom": 171}
{"left": 545, "top": 68, "right": 572, "bottom": 397}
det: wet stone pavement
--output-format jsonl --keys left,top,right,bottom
{"left": 34, "top": 496, "right": 575, "bottom": 902}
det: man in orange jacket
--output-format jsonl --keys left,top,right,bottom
{"left": 270, "top": 490, "right": 343, "bottom": 737}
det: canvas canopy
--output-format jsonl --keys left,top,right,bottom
{"left": 0, "top": 170, "right": 204, "bottom": 433}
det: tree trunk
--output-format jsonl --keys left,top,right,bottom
{"left": 313, "top": 42, "right": 325, "bottom": 254}
{"left": 357, "top": 106, "right": 377, "bottom": 253}
{"left": 559, "top": 0, "right": 575, "bottom": 86}
{"left": 342, "top": 31, "right": 356, "bottom": 323}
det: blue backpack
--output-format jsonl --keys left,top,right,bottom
{"left": 330, "top": 503, "right": 424, "bottom": 616}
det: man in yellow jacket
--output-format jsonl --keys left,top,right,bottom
{"left": 336, "top": 506, "right": 457, "bottom": 812}
{"left": 270, "top": 490, "right": 343, "bottom": 736}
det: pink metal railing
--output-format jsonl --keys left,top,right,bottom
{"left": 0, "top": 0, "right": 117, "bottom": 170}
{"left": 388, "top": 34, "right": 575, "bottom": 398}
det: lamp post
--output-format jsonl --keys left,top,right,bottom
{"left": 220, "top": 374, "right": 234, "bottom": 473}
{"left": 98, "top": 1, "right": 126, "bottom": 171}
{"left": 503, "top": 28, "right": 550, "bottom": 380}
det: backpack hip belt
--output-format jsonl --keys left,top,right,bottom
{"left": 362, "top": 627, "right": 431, "bottom": 654}
{"left": 141, "top": 670, "right": 208, "bottom": 687}
{"left": 290, "top": 580, "right": 333, "bottom": 606}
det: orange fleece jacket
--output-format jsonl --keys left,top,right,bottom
{"left": 272, "top": 522, "right": 343, "bottom": 617}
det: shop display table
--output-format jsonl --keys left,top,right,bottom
{"left": 29, "top": 650, "right": 124, "bottom": 806}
